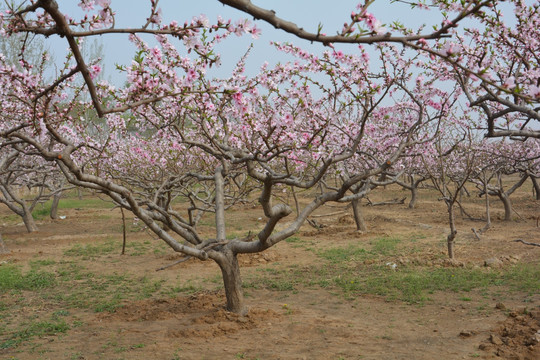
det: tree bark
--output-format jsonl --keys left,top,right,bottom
{"left": 351, "top": 198, "right": 367, "bottom": 232}
{"left": 215, "top": 250, "right": 247, "bottom": 315}
{"left": 50, "top": 191, "right": 61, "bottom": 219}
{"left": 447, "top": 203, "right": 457, "bottom": 259}
{"left": 498, "top": 193, "right": 512, "bottom": 221}
{"left": 22, "top": 209, "right": 38, "bottom": 232}
{"left": 481, "top": 171, "right": 491, "bottom": 233}
{"left": 409, "top": 186, "right": 418, "bottom": 209}
{"left": 531, "top": 176, "right": 540, "bottom": 201}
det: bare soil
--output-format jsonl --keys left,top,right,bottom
{"left": 1, "top": 184, "right": 539, "bottom": 360}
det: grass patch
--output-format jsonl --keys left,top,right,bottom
{"left": 318, "top": 236, "right": 401, "bottom": 264}
{"left": 0, "top": 265, "right": 56, "bottom": 291}
{"left": 244, "top": 268, "right": 299, "bottom": 292}
{"left": 63, "top": 240, "right": 119, "bottom": 258}
{"left": 370, "top": 237, "right": 401, "bottom": 256}
{"left": 322, "top": 260, "right": 540, "bottom": 304}
{"left": 251, "top": 238, "right": 540, "bottom": 305}
{"left": 31, "top": 196, "right": 114, "bottom": 220}
{"left": 318, "top": 245, "right": 372, "bottom": 264}
{"left": 504, "top": 263, "right": 540, "bottom": 294}
{"left": 331, "top": 266, "right": 502, "bottom": 303}
{"left": 29, "top": 259, "right": 57, "bottom": 268}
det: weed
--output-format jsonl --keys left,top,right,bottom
{"left": 1, "top": 319, "right": 69, "bottom": 349}
{"left": 52, "top": 310, "right": 70, "bottom": 318}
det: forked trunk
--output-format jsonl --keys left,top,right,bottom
{"left": 215, "top": 250, "right": 247, "bottom": 315}
{"left": 351, "top": 198, "right": 367, "bottom": 232}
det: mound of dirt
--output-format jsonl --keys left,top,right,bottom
{"left": 479, "top": 306, "right": 540, "bottom": 359}
{"left": 238, "top": 250, "right": 278, "bottom": 266}
{"left": 97, "top": 291, "right": 282, "bottom": 338}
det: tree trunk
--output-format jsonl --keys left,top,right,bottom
{"left": 408, "top": 186, "right": 418, "bottom": 209}
{"left": 157, "top": 196, "right": 171, "bottom": 231}
{"left": 215, "top": 250, "right": 247, "bottom": 315}
{"left": 351, "top": 198, "right": 367, "bottom": 232}
{"left": 531, "top": 176, "right": 540, "bottom": 201}
{"left": 498, "top": 193, "right": 512, "bottom": 221}
{"left": 0, "top": 234, "right": 9, "bottom": 254}
{"left": 22, "top": 210, "right": 38, "bottom": 232}
{"left": 50, "top": 191, "right": 61, "bottom": 219}
{"left": 481, "top": 173, "right": 491, "bottom": 233}
{"left": 447, "top": 204, "right": 457, "bottom": 259}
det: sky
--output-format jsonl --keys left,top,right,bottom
{"left": 47, "top": 0, "right": 445, "bottom": 84}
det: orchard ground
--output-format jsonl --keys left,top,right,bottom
{"left": 0, "top": 181, "right": 539, "bottom": 360}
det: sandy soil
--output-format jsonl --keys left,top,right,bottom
{"left": 1, "top": 184, "right": 539, "bottom": 360}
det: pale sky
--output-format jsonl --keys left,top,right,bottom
{"left": 48, "top": 1, "right": 443, "bottom": 84}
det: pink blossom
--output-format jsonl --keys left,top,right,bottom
{"left": 528, "top": 84, "right": 540, "bottom": 98}
{"left": 89, "top": 64, "right": 101, "bottom": 79}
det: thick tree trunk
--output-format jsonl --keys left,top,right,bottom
{"left": 498, "top": 193, "right": 512, "bottom": 221}
{"left": 22, "top": 210, "right": 38, "bottom": 232}
{"left": 50, "top": 192, "right": 61, "bottom": 219}
{"left": 408, "top": 186, "right": 418, "bottom": 209}
{"left": 351, "top": 198, "right": 367, "bottom": 232}
{"left": 215, "top": 250, "right": 247, "bottom": 315}
{"left": 213, "top": 167, "right": 246, "bottom": 315}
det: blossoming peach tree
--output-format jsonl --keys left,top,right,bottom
{"left": 0, "top": 0, "right": 525, "bottom": 313}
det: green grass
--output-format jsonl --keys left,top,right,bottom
{"left": 63, "top": 239, "right": 157, "bottom": 258}
{"left": 330, "top": 266, "right": 503, "bottom": 303}
{"left": 318, "top": 245, "right": 371, "bottom": 264}
{"left": 247, "top": 235, "right": 540, "bottom": 305}
{"left": 0, "top": 258, "right": 174, "bottom": 351}
{"left": 0, "top": 265, "right": 56, "bottom": 291}
{"left": 370, "top": 237, "right": 401, "bottom": 256}
{"left": 63, "top": 240, "right": 119, "bottom": 258}
{"left": 31, "top": 196, "right": 114, "bottom": 220}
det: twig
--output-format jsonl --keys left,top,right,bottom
{"left": 156, "top": 256, "right": 192, "bottom": 271}
{"left": 307, "top": 218, "right": 325, "bottom": 229}
{"left": 366, "top": 197, "right": 407, "bottom": 206}
{"left": 120, "top": 207, "right": 126, "bottom": 255}
{"left": 471, "top": 228, "right": 482, "bottom": 241}
{"left": 310, "top": 210, "right": 349, "bottom": 218}
{"left": 512, "top": 207, "right": 525, "bottom": 221}
{"left": 513, "top": 239, "right": 540, "bottom": 247}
